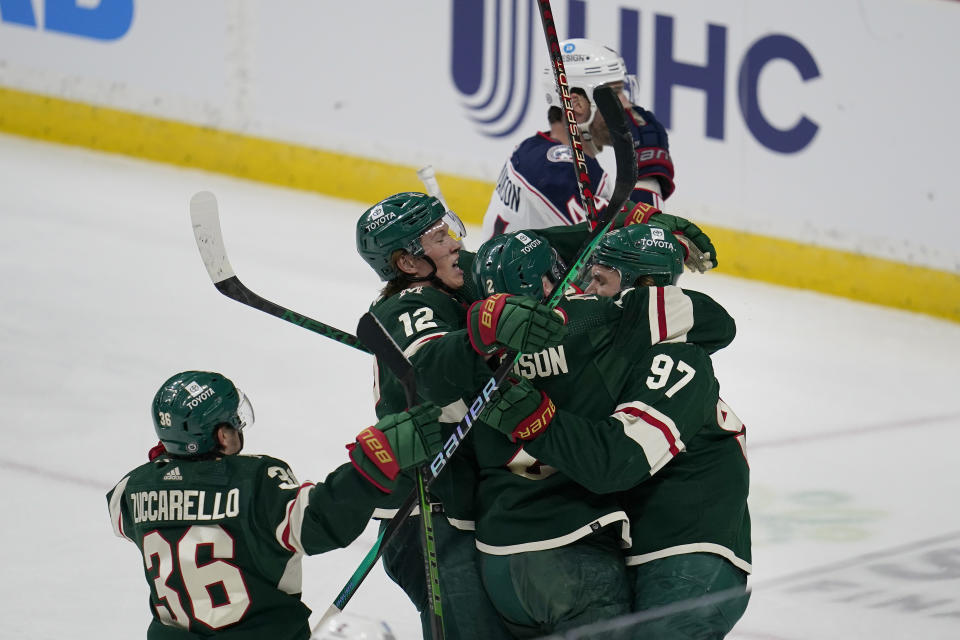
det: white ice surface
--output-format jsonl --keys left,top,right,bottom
{"left": 1, "top": 133, "right": 959, "bottom": 639}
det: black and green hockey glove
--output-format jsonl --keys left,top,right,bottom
{"left": 481, "top": 377, "right": 556, "bottom": 442}
{"left": 467, "top": 294, "right": 567, "bottom": 356}
{"left": 348, "top": 403, "right": 444, "bottom": 493}
{"left": 614, "top": 202, "right": 717, "bottom": 272}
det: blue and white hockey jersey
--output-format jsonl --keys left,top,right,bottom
{"left": 481, "top": 132, "right": 614, "bottom": 240}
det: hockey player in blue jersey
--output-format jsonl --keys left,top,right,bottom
{"left": 481, "top": 38, "right": 675, "bottom": 240}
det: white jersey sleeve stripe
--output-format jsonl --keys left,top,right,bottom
{"left": 612, "top": 402, "right": 685, "bottom": 476}
{"left": 108, "top": 475, "right": 133, "bottom": 541}
{"left": 276, "top": 554, "right": 304, "bottom": 595}
{"left": 402, "top": 331, "right": 447, "bottom": 360}
{"left": 649, "top": 286, "right": 694, "bottom": 344}
{"left": 276, "top": 482, "right": 316, "bottom": 554}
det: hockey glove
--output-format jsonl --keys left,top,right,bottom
{"left": 649, "top": 212, "right": 716, "bottom": 272}
{"left": 628, "top": 105, "right": 675, "bottom": 199}
{"left": 467, "top": 294, "right": 567, "bottom": 356}
{"left": 481, "top": 377, "right": 556, "bottom": 442}
{"left": 614, "top": 202, "right": 717, "bottom": 272}
{"left": 348, "top": 402, "right": 444, "bottom": 493}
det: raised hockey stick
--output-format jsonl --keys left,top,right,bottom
{"left": 417, "top": 165, "right": 449, "bottom": 211}
{"left": 189, "top": 192, "right": 370, "bottom": 354}
{"left": 537, "top": 0, "right": 602, "bottom": 223}
{"left": 352, "top": 313, "right": 445, "bottom": 640}
{"left": 321, "top": 84, "right": 638, "bottom": 619}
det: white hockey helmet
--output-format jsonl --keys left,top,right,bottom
{"left": 311, "top": 612, "right": 396, "bottom": 640}
{"left": 542, "top": 38, "right": 637, "bottom": 126}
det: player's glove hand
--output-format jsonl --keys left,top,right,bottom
{"left": 467, "top": 294, "right": 567, "bottom": 356}
{"left": 482, "top": 377, "right": 556, "bottom": 442}
{"left": 629, "top": 105, "right": 675, "bottom": 199}
{"left": 348, "top": 402, "right": 444, "bottom": 493}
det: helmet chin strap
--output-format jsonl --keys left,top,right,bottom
{"left": 406, "top": 256, "right": 458, "bottom": 295}
{"left": 580, "top": 105, "right": 597, "bottom": 137}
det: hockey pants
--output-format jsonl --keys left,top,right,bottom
{"left": 478, "top": 527, "right": 631, "bottom": 639}
{"left": 628, "top": 552, "right": 750, "bottom": 639}
{"left": 380, "top": 515, "right": 512, "bottom": 640}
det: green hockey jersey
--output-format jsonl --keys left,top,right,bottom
{"left": 106, "top": 453, "right": 385, "bottom": 639}
{"left": 472, "top": 286, "right": 736, "bottom": 554}
{"left": 369, "top": 285, "right": 489, "bottom": 527}
{"left": 523, "top": 341, "right": 752, "bottom": 573}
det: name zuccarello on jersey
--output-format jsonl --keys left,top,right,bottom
{"left": 129, "top": 488, "right": 240, "bottom": 524}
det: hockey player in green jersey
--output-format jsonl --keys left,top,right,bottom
{"left": 465, "top": 227, "right": 735, "bottom": 638}
{"left": 355, "top": 191, "right": 726, "bottom": 639}
{"left": 356, "top": 191, "right": 570, "bottom": 640}
{"left": 106, "top": 370, "right": 444, "bottom": 640}
{"left": 477, "top": 225, "right": 750, "bottom": 639}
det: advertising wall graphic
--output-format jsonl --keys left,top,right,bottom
{"left": 0, "top": 0, "right": 957, "bottom": 321}
{"left": 452, "top": 0, "right": 822, "bottom": 155}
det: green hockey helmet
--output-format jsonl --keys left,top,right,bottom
{"left": 472, "top": 230, "right": 566, "bottom": 298}
{"left": 588, "top": 223, "right": 684, "bottom": 289}
{"left": 151, "top": 371, "right": 254, "bottom": 457}
{"left": 356, "top": 192, "right": 467, "bottom": 281}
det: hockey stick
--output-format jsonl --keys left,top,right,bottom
{"left": 417, "top": 165, "right": 449, "bottom": 211}
{"left": 538, "top": 0, "right": 601, "bottom": 223}
{"left": 351, "top": 313, "right": 445, "bottom": 640}
{"left": 189, "top": 191, "right": 370, "bottom": 354}
{"left": 321, "top": 85, "right": 638, "bottom": 620}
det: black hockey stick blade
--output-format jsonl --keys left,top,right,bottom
{"left": 593, "top": 85, "right": 640, "bottom": 215}
{"left": 356, "top": 312, "right": 416, "bottom": 406}
{"left": 189, "top": 191, "right": 370, "bottom": 353}
{"left": 542, "top": 86, "right": 637, "bottom": 308}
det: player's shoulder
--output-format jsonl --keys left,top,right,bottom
{"left": 115, "top": 458, "right": 162, "bottom": 486}
{"left": 230, "top": 453, "right": 284, "bottom": 466}
{"left": 374, "top": 286, "right": 463, "bottom": 316}
{"left": 558, "top": 291, "right": 613, "bottom": 311}
{"left": 230, "top": 454, "right": 301, "bottom": 485}
{"left": 514, "top": 131, "right": 554, "bottom": 155}
{"left": 553, "top": 291, "right": 620, "bottom": 329}
{"left": 680, "top": 286, "right": 725, "bottom": 306}
{"left": 645, "top": 339, "right": 712, "bottom": 363}
{"left": 514, "top": 132, "right": 568, "bottom": 168}
{"left": 226, "top": 453, "right": 298, "bottom": 478}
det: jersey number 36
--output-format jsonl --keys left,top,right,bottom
{"left": 143, "top": 524, "right": 251, "bottom": 630}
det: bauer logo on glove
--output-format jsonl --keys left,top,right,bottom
{"left": 513, "top": 396, "right": 557, "bottom": 440}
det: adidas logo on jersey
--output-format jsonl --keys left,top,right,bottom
{"left": 163, "top": 466, "right": 183, "bottom": 481}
